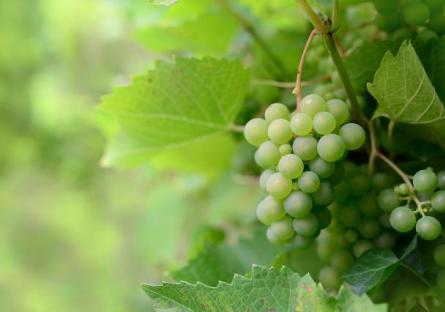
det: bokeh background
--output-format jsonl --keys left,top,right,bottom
{"left": 0, "top": 0, "right": 269, "bottom": 310}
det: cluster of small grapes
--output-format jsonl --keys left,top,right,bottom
{"left": 315, "top": 166, "right": 399, "bottom": 289}
{"left": 378, "top": 168, "right": 445, "bottom": 240}
{"left": 374, "top": 0, "right": 445, "bottom": 36}
{"left": 243, "top": 94, "right": 366, "bottom": 245}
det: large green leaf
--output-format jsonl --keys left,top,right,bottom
{"left": 368, "top": 41, "right": 445, "bottom": 148}
{"left": 99, "top": 58, "right": 250, "bottom": 173}
{"left": 143, "top": 265, "right": 387, "bottom": 311}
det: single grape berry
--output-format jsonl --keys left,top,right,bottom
{"left": 256, "top": 195, "right": 285, "bottom": 225}
{"left": 292, "top": 235, "right": 315, "bottom": 249}
{"left": 331, "top": 250, "right": 354, "bottom": 273}
{"left": 348, "top": 172, "right": 371, "bottom": 196}
{"left": 339, "top": 204, "right": 361, "bottom": 227}
{"left": 309, "top": 157, "right": 336, "bottom": 179}
{"left": 293, "top": 213, "right": 319, "bottom": 237}
{"left": 301, "top": 94, "right": 328, "bottom": 117}
{"left": 313, "top": 111, "right": 336, "bottom": 135}
{"left": 394, "top": 183, "right": 410, "bottom": 196}
{"left": 403, "top": 2, "right": 430, "bottom": 26}
{"left": 437, "top": 171, "right": 445, "bottom": 190}
{"left": 431, "top": 190, "right": 445, "bottom": 213}
{"left": 413, "top": 168, "right": 438, "bottom": 193}
{"left": 359, "top": 194, "right": 381, "bottom": 217}
{"left": 278, "top": 154, "right": 304, "bottom": 179}
{"left": 293, "top": 136, "right": 318, "bottom": 161}
{"left": 378, "top": 189, "right": 401, "bottom": 212}
{"left": 416, "top": 216, "right": 442, "bottom": 240}
{"left": 312, "top": 182, "right": 335, "bottom": 206}
{"left": 244, "top": 118, "right": 268, "bottom": 146}
{"left": 318, "top": 266, "right": 341, "bottom": 289}
{"left": 376, "top": 231, "right": 396, "bottom": 249}
{"left": 279, "top": 144, "right": 292, "bottom": 155}
{"left": 265, "top": 103, "right": 290, "bottom": 122}
{"left": 284, "top": 191, "right": 313, "bottom": 218}
{"left": 315, "top": 208, "right": 332, "bottom": 229}
{"left": 266, "top": 172, "right": 292, "bottom": 199}
{"left": 268, "top": 119, "right": 293, "bottom": 145}
{"left": 434, "top": 245, "right": 445, "bottom": 267}
{"left": 353, "top": 240, "right": 374, "bottom": 258}
{"left": 372, "top": 172, "right": 398, "bottom": 193}
{"left": 359, "top": 219, "right": 381, "bottom": 239}
{"left": 290, "top": 112, "right": 312, "bottom": 136}
{"left": 298, "top": 171, "right": 320, "bottom": 194}
{"left": 390, "top": 206, "right": 416, "bottom": 233}
{"left": 344, "top": 229, "right": 358, "bottom": 243}
{"left": 259, "top": 169, "right": 274, "bottom": 191}
{"left": 317, "top": 134, "right": 346, "bottom": 162}
{"left": 266, "top": 217, "right": 294, "bottom": 243}
{"left": 339, "top": 123, "right": 366, "bottom": 150}
{"left": 255, "top": 141, "right": 280, "bottom": 168}
{"left": 327, "top": 99, "right": 349, "bottom": 126}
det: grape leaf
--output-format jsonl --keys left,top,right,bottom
{"left": 368, "top": 41, "right": 445, "bottom": 148}
{"left": 344, "top": 249, "right": 399, "bottom": 296}
{"left": 143, "top": 265, "right": 387, "bottom": 311}
{"left": 99, "top": 58, "right": 250, "bottom": 173}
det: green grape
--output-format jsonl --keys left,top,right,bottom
{"left": 437, "top": 269, "right": 445, "bottom": 289}
{"left": 330, "top": 163, "right": 345, "bottom": 185}
{"left": 339, "top": 204, "right": 361, "bottom": 227}
{"left": 353, "top": 240, "right": 374, "bottom": 258}
{"left": 244, "top": 118, "right": 268, "bottom": 146}
{"left": 312, "top": 182, "right": 335, "bottom": 206}
{"left": 394, "top": 183, "right": 410, "bottom": 196}
{"left": 437, "top": 171, "right": 445, "bottom": 190}
{"left": 403, "top": 3, "right": 430, "bottom": 26}
{"left": 431, "top": 190, "right": 445, "bottom": 213}
{"left": 259, "top": 169, "right": 274, "bottom": 191}
{"left": 339, "top": 123, "right": 366, "bottom": 150}
{"left": 373, "top": 0, "right": 399, "bottom": 14}
{"left": 301, "top": 94, "right": 328, "bottom": 117}
{"left": 327, "top": 99, "right": 350, "bottom": 126}
{"left": 317, "top": 241, "right": 337, "bottom": 261}
{"left": 313, "top": 112, "right": 336, "bottom": 135}
{"left": 331, "top": 250, "right": 354, "bottom": 272}
{"left": 413, "top": 168, "right": 438, "bottom": 193}
{"left": 290, "top": 112, "right": 313, "bottom": 136}
{"left": 309, "top": 157, "right": 336, "bottom": 179}
{"left": 266, "top": 172, "right": 292, "bottom": 199}
{"left": 255, "top": 141, "right": 280, "bottom": 168}
{"left": 298, "top": 171, "right": 320, "bottom": 194}
{"left": 256, "top": 195, "right": 285, "bottom": 225}
{"left": 348, "top": 172, "right": 371, "bottom": 196}
{"left": 376, "top": 231, "right": 396, "bottom": 249}
{"left": 278, "top": 154, "right": 304, "bottom": 179}
{"left": 372, "top": 172, "right": 398, "bottom": 193}
{"left": 390, "top": 206, "right": 416, "bottom": 232}
{"left": 343, "top": 161, "right": 358, "bottom": 176}
{"left": 377, "top": 189, "right": 401, "bottom": 212}
{"left": 266, "top": 217, "right": 295, "bottom": 243}
{"left": 334, "top": 182, "right": 349, "bottom": 203}
{"left": 434, "top": 245, "right": 445, "bottom": 267}
{"left": 375, "top": 14, "right": 403, "bottom": 32}
{"left": 284, "top": 191, "right": 313, "bottom": 218}
{"left": 359, "top": 194, "right": 381, "bottom": 218}
{"left": 359, "top": 219, "right": 381, "bottom": 239}
{"left": 345, "top": 229, "right": 358, "bottom": 243}
{"left": 265, "top": 103, "right": 290, "bottom": 122}
{"left": 292, "top": 235, "right": 315, "bottom": 249}
{"left": 315, "top": 208, "right": 332, "bottom": 229}
{"left": 279, "top": 144, "right": 292, "bottom": 155}
{"left": 379, "top": 213, "right": 392, "bottom": 229}
{"left": 318, "top": 266, "right": 341, "bottom": 289}
{"left": 293, "top": 213, "right": 319, "bottom": 237}
{"left": 268, "top": 119, "right": 293, "bottom": 145}
{"left": 317, "top": 134, "right": 346, "bottom": 162}
{"left": 292, "top": 136, "right": 318, "bottom": 161}
{"left": 429, "top": 15, "right": 445, "bottom": 35}
{"left": 416, "top": 216, "right": 442, "bottom": 240}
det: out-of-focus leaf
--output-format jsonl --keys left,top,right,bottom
{"left": 149, "top": 0, "right": 178, "bottom": 5}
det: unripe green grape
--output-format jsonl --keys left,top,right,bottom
{"left": 334, "top": 182, "right": 349, "bottom": 203}
{"left": 331, "top": 250, "right": 354, "bottom": 272}
{"left": 431, "top": 190, "right": 445, "bottom": 213}
{"left": 244, "top": 118, "right": 269, "bottom": 147}
{"left": 301, "top": 94, "right": 328, "bottom": 117}
{"left": 313, "top": 112, "right": 336, "bottom": 135}
{"left": 413, "top": 168, "right": 438, "bottom": 193}
{"left": 279, "top": 144, "right": 292, "bottom": 155}
{"left": 379, "top": 213, "right": 391, "bottom": 229}
{"left": 353, "top": 240, "right": 374, "bottom": 258}
{"left": 343, "top": 161, "right": 358, "bottom": 176}
{"left": 292, "top": 235, "right": 315, "bottom": 249}
{"left": 317, "top": 241, "right": 337, "bottom": 261}
{"left": 372, "top": 172, "right": 398, "bottom": 193}
{"left": 312, "top": 182, "right": 335, "bottom": 206}
{"left": 437, "top": 171, "right": 445, "bottom": 190}
{"left": 309, "top": 157, "right": 336, "bottom": 179}
{"left": 259, "top": 169, "right": 274, "bottom": 191}
{"left": 293, "top": 136, "right": 318, "bottom": 161}
{"left": 265, "top": 103, "right": 290, "bottom": 122}
{"left": 340, "top": 204, "right": 361, "bottom": 227}
{"left": 278, "top": 154, "right": 304, "bottom": 179}
{"left": 403, "top": 3, "right": 430, "bottom": 26}
{"left": 284, "top": 191, "right": 313, "bottom": 218}
{"left": 390, "top": 206, "right": 416, "bottom": 232}
{"left": 359, "top": 219, "right": 381, "bottom": 239}
{"left": 327, "top": 99, "right": 350, "bottom": 126}
{"left": 293, "top": 213, "right": 319, "bottom": 237}
{"left": 255, "top": 141, "right": 280, "bottom": 168}
{"left": 268, "top": 119, "right": 293, "bottom": 145}
{"left": 256, "top": 195, "right": 285, "bottom": 225}
{"left": 317, "top": 134, "right": 346, "bottom": 162}
{"left": 266, "top": 173, "right": 292, "bottom": 199}
{"left": 375, "top": 14, "right": 403, "bottom": 32}
{"left": 345, "top": 229, "right": 358, "bottom": 243}
{"left": 290, "top": 112, "right": 313, "bottom": 136}
{"left": 315, "top": 208, "right": 332, "bottom": 229}
{"left": 330, "top": 163, "right": 345, "bottom": 185}
{"left": 298, "top": 171, "right": 320, "bottom": 194}
{"left": 394, "top": 183, "right": 410, "bottom": 196}
{"left": 376, "top": 231, "right": 396, "bottom": 249}
{"left": 339, "top": 123, "right": 366, "bottom": 150}
{"left": 437, "top": 269, "right": 445, "bottom": 289}
{"left": 359, "top": 194, "right": 381, "bottom": 218}
{"left": 348, "top": 172, "right": 371, "bottom": 196}
{"left": 267, "top": 217, "right": 295, "bottom": 243}
{"left": 319, "top": 266, "right": 341, "bottom": 289}
{"left": 378, "top": 189, "right": 401, "bottom": 212}
{"left": 434, "top": 245, "right": 445, "bottom": 267}
{"left": 416, "top": 216, "right": 442, "bottom": 240}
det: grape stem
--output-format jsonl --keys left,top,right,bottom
{"left": 228, "top": 124, "right": 245, "bottom": 133}
{"left": 294, "top": 29, "right": 317, "bottom": 111}
{"left": 253, "top": 76, "right": 329, "bottom": 88}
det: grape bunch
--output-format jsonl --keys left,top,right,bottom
{"left": 243, "top": 94, "right": 366, "bottom": 244}
{"left": 378, "top": 168, "right": 445, "bottom": 241}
